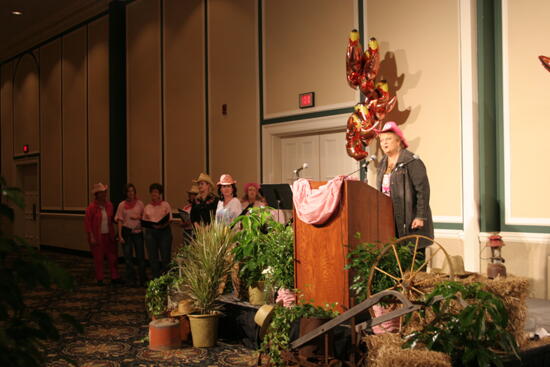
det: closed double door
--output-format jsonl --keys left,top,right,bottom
{"left": 280, "top": 131, "right": 360, "bottom": 184}
{"left": 15, "top": 162, "right": 40, "bottom": 247}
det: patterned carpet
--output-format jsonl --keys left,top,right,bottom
{"left": 27, "top": 250, "right": 258, "bottom": 367}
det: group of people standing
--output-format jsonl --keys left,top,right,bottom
{"left": 84, "top": 172, "right": 266, "bottom": 286}
{"left": 84, "top": 120, "right": 434, "bottom": 287}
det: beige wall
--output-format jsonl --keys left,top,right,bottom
{"left": 39, "top": 39, "right": 63, "bottom": 209}
{"left": 1, "top": 61, "right": 15, "bottom": 184}
{"left": 126, "top": 0, "right": 163, "bottom": 199}
{"left": 209, "top": 0, "right": 259, "bottom": 187}
{"left": 62, "top": 27, "right": 88, "bottom": 210}
{"left": 13, "top": 54, "right": 40, "bottom": 156}
{"left": 506, "top": 0, "right": 550, "bottom": 221}
{"left": 126, "top": 0, "right": 259, "bottom": 203}
{"left": 263, "top": 0, "right": 357, "bottom": 117}
{"left": 41, "top": 214, "right": 88, "bottom": 251}
{"left": 87, "top": 17, "right": 110, "bottom": 199}
{"left": 481, "top": 237, "right": 550, "bottom": 299}
{"left": 366, "top": 0, "right": 462, "bottom": 221}
{"left": 163, "top": 0, "right": 206, "bottom": 207}
{"left": 0, "top": 15, "right": 110, "bottom": 249}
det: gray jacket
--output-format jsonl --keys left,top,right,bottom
{"left": 376, "top": 149, "right": 434, "bottom": 242}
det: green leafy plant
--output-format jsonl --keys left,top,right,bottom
{"left": 261, "top": 302, "right": 339, "bottom": 366}
{"left": 403, "top": 281, "right": 520, "bottom": 367}
{"left": 345, "top": 238, "right": 421, "bottom": 302}
{"left": 0, "top": 177, "right": 82, "bottom": 367}
{"left": 145, "top": 272, "right": 175, "bottom": 317}
{"left": 263, "top": 220, "right": 294, "bottom": 290}
{"left": 232, "top": 207, "right": 273, "bottom": 287}
{"left": 180, "top": 220, "right": 236, "bottom": 314}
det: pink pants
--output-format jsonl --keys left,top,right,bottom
{"left": 91, "top": 233, "right": 120, "bottom": 281}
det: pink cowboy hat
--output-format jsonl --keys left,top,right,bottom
{"left": 243, "top": 182, "right": 260, "bottom": 192}
{"left": 217, "top": 174, "right": 237, "bottom": 186}
{"left": 92, "top": 182, "right": 108, "bottom": 194}
{"left": 377, "top": 121, "right": 408, "bottom": 148}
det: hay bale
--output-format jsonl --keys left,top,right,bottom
{"left": 362, "top": 272, "right": 530, "bottom": 366}
{"left": 404, "top": 272, "right": 530, "bottom": 347}
{"left": 363, "top": 334, "right": 451, "bottom": 367}
{"left": 484, "top": 275, "right": 530, "bottom": 347}
{"left": 377, "top": 348, "right": 451, "bottom": 367}
{"left": 363, "top": 334, "right": 401, "bottom": 367}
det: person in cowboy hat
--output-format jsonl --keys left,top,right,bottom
{"left": 215, "top": 174, "right": 242, "bottom": 225}
{"left": 85, "top": 182, "right": 122, "bottom": 285}
{"left": 240, "top": 182, "right": 267, "bottom": 215}
{"left": 190, "top": 173, "right": 219, "bottom": 226}
{"left": 375, "top": 121, "right": 434, "bottom": 246}
{"left": 180, "top": 182, "right": 199, "bottom": 244}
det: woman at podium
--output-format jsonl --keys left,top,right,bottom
{"left": 375, "top": 122, "right": 434, "bottom": 244}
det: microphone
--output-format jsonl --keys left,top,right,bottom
{"left": 397, "top": 154, "right": 419, "bottom": 169}
{"left": 293, "top": 163, "right": 309, "bottom": 178}
{"left": 361, "top": 155, "right": 377, "bottom": 182}
{"left": 365, "top": 155, "right": 377, "bottom": 166}
{"left": 345, "top": 155, "right": 377, "bottom": 178}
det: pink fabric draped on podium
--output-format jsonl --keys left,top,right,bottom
{"left": 292, "top": 175, "right": 357, "bottom": 225}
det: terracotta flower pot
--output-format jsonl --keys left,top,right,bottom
{"left": 298, "top": 317, "right": 332, "bottom": 358}
{"left": 188, "top": 312, "right": 220, "bottom": 348}
{"left": 148, "top": 317, "right": 181, "bottom": 350}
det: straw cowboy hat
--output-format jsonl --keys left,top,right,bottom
{"left": 169, "top": 299, "right": 195, "bottom": 317}
{"left": 435, "top": 255, "right": 471, "bottom": 277}
{"left": 377, "top": 121, "right": 409, "bottom": 149}
{"left": 91, "top": 182, "right": 108, "bottom": 194}
{"left": 254, "top": 304, "right": 275, "bottom": 339}
{"left": 187, "top": 183, "right": 199, "bottom": 195}
{"left": 217, "top": 174, "right": 237, "bottom": 186}
{"left": 192, "top": 173, "right": 215, "bottom": 190}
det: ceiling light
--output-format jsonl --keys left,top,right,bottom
{"left": 11, "top": 10, "right": 23, "bottom": 16}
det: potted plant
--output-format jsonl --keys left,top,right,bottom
{"left": 403, "top": 281, "right": 520, "bottom": 366}
{"left": 260, "top": 301, "right": 339, "bottom": 366}
{"left": 145, "top": 273, "right": 176, "bottom": 318}
{"left": 179, "top": 220, "right": 235, "bottom": 347}
{"left": 0, "top": 177, "right": 82, "bottom": 367}
{"left": 262, "top": 221, "right": 296, "bottom": 306}
{"left": 232, "top": 207, "right": 273, "bottom": 304}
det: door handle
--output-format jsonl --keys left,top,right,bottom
{"left": 32, "top": 204, "right": 37, "bottom": 221}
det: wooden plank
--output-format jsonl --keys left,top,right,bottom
{"left": 290, "top": 290, "right": 419, "bottom": 350}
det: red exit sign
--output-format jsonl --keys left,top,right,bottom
{"left": 299, "top": 92, "right": 315, "bottom": 109}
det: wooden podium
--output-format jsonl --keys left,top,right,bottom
{"left": 294, "top": 180, "right": 395, "bottom": 310}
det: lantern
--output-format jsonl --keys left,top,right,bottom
{"left": 487, "top": 234, "right": 506, "bottom": 279}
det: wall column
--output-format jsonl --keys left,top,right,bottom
{"left": 108, "top": 0, "right": 126, "bottom": 204}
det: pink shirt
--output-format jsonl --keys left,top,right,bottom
{"left": 115, "top": 200, "right": 144, "bottom": 233}
{"left": 382, "top": 173, "right": 391, "bottom": 197}
{"left": 143, "top": 201, "right": 173, "bottom": 223}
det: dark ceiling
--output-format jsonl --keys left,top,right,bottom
{"left": 0, "top": 0, "right": 110, "bottom": 62}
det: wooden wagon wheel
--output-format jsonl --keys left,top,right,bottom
{"left": 366, "top": 234, "right": 456, "bottom": 301}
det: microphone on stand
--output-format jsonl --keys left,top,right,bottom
{"left": 397, "top": 154, "right": 419, "bottom": 169}
{"left": 362, "top": 155, "right": 377, "bottom": 182}
{"left": 345, "top": 155, "right": 377, "bottom": 178}
{"left": 293, "top": 163, "right": 309, "bottom": 178}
